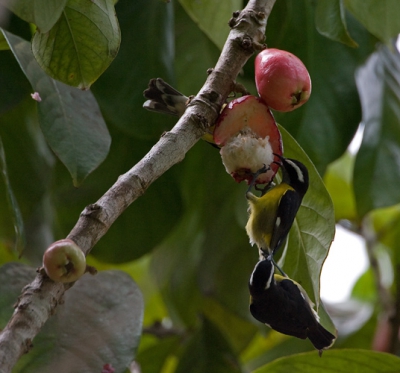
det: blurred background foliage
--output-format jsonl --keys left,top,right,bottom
{"left": 1, "top": 0, "right": 400, "bottom": 372}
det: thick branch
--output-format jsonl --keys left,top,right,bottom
{"left": 0, "top": 1, "right": 276, "bottom": 371}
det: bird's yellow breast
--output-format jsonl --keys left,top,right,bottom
{"left": 245, "top": 183, "right": 294, "bottom": 250}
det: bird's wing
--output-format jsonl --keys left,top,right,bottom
{"left": 277, "top": 278, "right": 318, "bottom": 327}
{"left": 270, "top": 189, "right": 302, "bottom": 255}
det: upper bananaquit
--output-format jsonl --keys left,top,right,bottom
{"left": 245, "top": 155, "right": 309, "bottom": 257}
{"left": 249, "top": 257, "right": 336, "bottom": 354}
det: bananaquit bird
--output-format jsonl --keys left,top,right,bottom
{"left": 249, "top": 256, "right": 336, "bottom": 353}
{"left": 245, "top": 155, "right": 309, "bottom": 262}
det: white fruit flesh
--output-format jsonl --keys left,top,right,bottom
{"left": 220, "top": 127, "right": 275, "bottom": 184}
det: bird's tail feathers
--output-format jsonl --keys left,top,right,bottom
{"left": 308, "top": 323, "right": 336, "bottom": 352}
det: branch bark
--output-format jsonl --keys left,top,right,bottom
{"left": 0, "top": 0, "right": 276, "bottom": 371}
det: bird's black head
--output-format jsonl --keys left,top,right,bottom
{"left": 275, "top": 155, "right": 309, "bottom": 197}
{"left": 249, "top": 258, "right": 275, "bottom": 298}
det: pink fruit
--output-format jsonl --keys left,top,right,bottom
{"left": 213, "top": 95, "right": 283, "bottom": 184}
{"left": 43, "top": 239, "right": 86, "bottom": 283}
{"left": 255, "top": 48, "right": 311, "bottom": 112}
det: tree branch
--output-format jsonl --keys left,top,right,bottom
{"left": 0, "top": 1, "right": 276, "bottom": 371}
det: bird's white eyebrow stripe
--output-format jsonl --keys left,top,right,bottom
{"left": 286, "top": 159, "right": 304, "bottom": 183}
{"left": 265, "top": 265, "right": 274, "bottom": 290}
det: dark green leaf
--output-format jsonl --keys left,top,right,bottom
{"left": 178, "top": 0, "right": 242, "bottom": 50}
{"left": 0, "top": 0, "right": 67, "bottom": 33}
{"left": 175, "top": 1, "right": 220, "bottom": 95}
{"left": 3, "top": 30, "right": 111, "bottom": 186}
{"left": 52, "top": 133, "right": 183, "bottom": 263}
{"left": 345, "top": 0, "right": 400, "bottom": 45}
{"left": 92, "top": 0, "right": 175, "bottom": 139}
{"left": 278, "top": 125, "right": 335, "bottom": 313}
{"left": 150, "top": 208, "right": 205, "bottom": 326}
{"left": 135, "top": 336, "right": 181, "bottom": 373}
{"left": 150, "top": 143, "right": 254, "bottom": 326}
{"left": 0, "top": 263, "right": 36, "bottom": 327}
{"left": 0, "top": 50, "right": 32, "bottom": 115}
{"left": 14, "top": 269, "right": 144, "bottom": 373}
{"left": 266, "top": 0, "right": 376, "bottom": 173}
{"left": 175, "top": 316, "right": 241, "bottom": 373}
{"left": 253, "top": 349, "right": 400, "bottom": 373}
{"left": 354, "top": 46, "right": 400, "bottom": 217}
{"left": 32, "top": 0, "right": 120, "bottom": 88}
{"left": 201, "top": 298, "right": 257, "bottom": 353}
{"left": 0, "top": 99, "right": 55, "bottom": 262}
{"left": 0, "top": 137, "right": 25, "bottom": 254}
{"left": 315, "top": 0, "right": 358, "bottom": 47}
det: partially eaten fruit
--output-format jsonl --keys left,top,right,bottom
{"left": 213, "top": 95, "right": 282, "bottom": 184}
{"left": 255, "top": 48, "right": 311, "bottom": 112}
{"left": 43, "top": 239, "right": 86, "bottom": 283}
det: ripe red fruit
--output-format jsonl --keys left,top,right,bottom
{"left": 42, "top": 239, "right": 86, "bottom": 283}
{"left": 255, "top": 48, "right": 311, "bottom": 112}
{"left": 213, "top": 95, "right": 282, "bottom": 184}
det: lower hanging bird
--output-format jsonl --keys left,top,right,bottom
{"left": 248, "top": 256, "right": 336, "bottom": 354}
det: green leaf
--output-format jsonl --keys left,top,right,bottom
{"left": 354, "top": 45, "right": 400, "bottom": 217}
{"left": 243, "top": 332, "right": 324, "bottom": 372}
{"left": 278, "top": 125, "right": 335, "bottom": 311}
{"left": 0, "top": 263, "right": 36, "bottom": 328}
{"left": 12, "top": 268, "right": 144, "bottom": 373}
{"left": 178, "top": 0, "right": 242, "bottom": 50}
{"left": 136, "top": 336, "right": 181, "bottom": 373}
{"left": 315, "top": 0, "right": 358, "bottom": 47}
{"left": 92, "top": 0, "right": 175, "bottom": 139}
{"left": 175, "top": 1, "right": 220, "bottom": 95}
{"left": 267, "top": 0, "right": 376, "bottom": 173}
{"left": 175, "top": 316, "right": 242, "bottom": 373}
{"left": 0, "top": 50, "right": 32, "bottom": 115}
{"left": 0, "top": 0, "right": 67, "bottom": 33}
{"left": 150, "top": 209, "right": 205, "bottom": 326}
{"left": 345, "top": 0, "right": 400, "bottom": 45}
{"left": 323, "top": 151, "right": 357, "bottom": 222}
{"left": 3, "top": 30, "right": 111, "bottom": 186}
{"left": 0, "top": 99, "right": 55, "bottom": 260}
{"left": 351, "top": 268, "right": 376, "bottom": 302}
{"left": 252, "top": 349, "right": 400, "bottom": 373}
{"left": 150, "top": 143, "right": 256, "bottom": 326}
{"left": 41, "top": 121, "right": 182, "bottom": 264}
{"left": 0, "top": 32, "right": 9, "bottom": 50}
{"left": 201, "top": 298, "right": 257, "bottom": 353}
{"left": 0, "top": 137, "right": 25, "bottom": 254}
{"left": 32, "top": 0, "right": 120, "bottom": 89}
